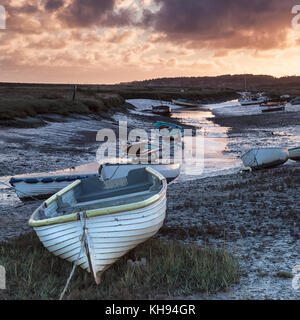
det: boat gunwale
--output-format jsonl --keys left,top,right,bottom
{"left": 102, "top": 162, "right": 181, "bottom": 169}
{"left": 29, "top": 167, "right": 167, "bottom": 228}
{"left": 288, "top": 147, "right": 300, "bottom": 151}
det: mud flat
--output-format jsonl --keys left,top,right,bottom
{"left": 163, "top": 164, "right": 300, "bottom": 300}
{"left": 168, "top": 103, "right": 300, "bottom": 300}
{"left": 212, "top": 107, "right": 300, "bottom": 135}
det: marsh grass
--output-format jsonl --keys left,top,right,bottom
{"left": 0, "top": 84, "right": 237, "bottom": 119}
{"left": 0, "top": 232, "right": 240, "bottom": 300}
{"left": 0, "top": 95, "right": 125, "bottom": 121}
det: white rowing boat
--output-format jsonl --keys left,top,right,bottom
{"left": 29, "top": 167, "right": 167, "bottom": 284}
{"left": 9, "top": 163, "right": 100, "bottom": 200}
{"left": 122, "top": 141, "right": 161, "bottom": 161}
{"left": 291, "top": 97, "right": 300, "bottom": 106}
{"left": 172, "top": 99, "right": 202, "bottom": 108}
{"left": 100, "top": 162, "right": 181, "bottom": 183}
{"left": 238, "top": 91, "right": 268, "bottom": 106}
{"left": 9, "top": 159, "right": 180, "bottom": 200}
{"left": 241, "top": 148, "right": 289, "bottom": 170}
{"left": 239, "top": 97, "right": 266, "bottom": 106}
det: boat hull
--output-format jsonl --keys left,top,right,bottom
{"left": 29, "top": 168, "right": 167, "bottom": 284}
{"left": 172, "top": 100, "right": 201, "bottom": 108}
{"left": 288, "top": 147, "right": 300, "bottom": 161}
{"left": 239, "top": 99, "right": 265, "bottom": 106}
{"left": 152, "top": 111, "right": 171, "bottom": 116}
{"left": 155, "top": 121, "right": 184, "bottom": 136}
{"left": 261, "top": 107, "right": 285, "bottom": 113}
{"left": 9, "top": 162, "right": 100, "bottom": 200}
{"left": 261, "top": 103, "right": 285, "bottom": 113}
{"left": 10, "top": 160, "right": 180, "bottom": 200}
{"left": 10, "top": 173, "right": 98, "bottom": 200}
{"left": 241, "top": 148, "right": 289, "bottom": 170}
{"left": 152, "top": 106, "right": 171, "bottom": 116}
{"left": 100, "top": 163, "right": 181, "bottom": 183}
{"left": 33, "top": 195, "right": 166, "bottom": 283}
{"left": 291, "top": 98, "right": 300, "bottom": 105}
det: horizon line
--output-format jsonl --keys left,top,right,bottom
{"left": 0, "top": 73, "right": 300, "bottom": 86}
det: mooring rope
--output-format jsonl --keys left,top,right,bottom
{"left": 108, "top": 164, "right": 121, "bottom": 180}
{"left": 59, "top": 212, "right": 87, "bottom": 300}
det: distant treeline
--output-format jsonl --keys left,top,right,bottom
{"left": 1, "top": 74, "right": 300, "bottom": 92}
{"left": 122, "top": 74, "right": 300, "bottom": 91}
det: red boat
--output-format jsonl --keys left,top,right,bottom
{"left": 260, "top": 102, "right": 286, "bottom": 113}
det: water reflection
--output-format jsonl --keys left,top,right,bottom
{"left": 170, "top": 106, "right": 241, "bottom": 180}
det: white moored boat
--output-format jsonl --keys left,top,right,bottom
{"left": 172, "top": 99, "right": 202, "bottom": 108}
{"left": 100, "top": 162, "right": 181, "bottom": 183}
{"left": 9, "top": 162, "right": 100, "bottom": 200}
{"left": 239, "top": 96, "right": 266, "bottom": 106}
{"left": 260, "top": 102, "right": 285, "bottom": 113}
{"left": 122, "top": 141, "right": 161, "bottom": 161}
{"left": 288, "top": 147, "right": 300, "bottom": 161}
{"left": 291, "top": 97, "right": 300, "bottom": 106}
{"left": 9, "top": 159, "right": 180, "bottom": 200}
{"left": 241, "top": 148, "right": 289, "bottom": 170}
{"left": 29, "top": 167, "right": 167, "bottom": 284}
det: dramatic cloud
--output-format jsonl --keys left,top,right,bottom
{"left": 57, "top": 0, "right": 115, "bottom": 27}
{"left": 148, "top": 0, "right": 297, "bottom": 50}
{"left": 44, "top": 0, "right": 64, "bottom": 12}
{"left": 4, "top": 0, "right": 296, "bottom": 49}
{"left": 0, "top": 0, "right": 299, "bottom": 83}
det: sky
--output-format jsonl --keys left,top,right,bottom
{"left": 0, "top": 0, "right": 299, "bottom": 84}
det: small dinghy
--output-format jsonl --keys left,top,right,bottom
{"left": 9, "top": 162, "right": 100, "bottom": 200}
{"left": 155, "top": 121, "right": 184, "bottom": 136}
{"left": 10, "top": 144, "right": 179, "bottom": 200}
{"left": 100, "top": 162, "right": 181, "bottom": 183}
{"left": 122, "top": 141, "right": 161, "bottom": 161}
{"left": 288, "top": 147, "right": 300, "bottom": 161}
{"left": 152, "top": 105, "right": 171, "bottom": 116}
{"left": 260, "top": 102, "right": 285, "bottom": 113}
{"left": 291, "top": 97, "right": 300, "bottom": 105}
{"left": 239, "top": 96, "right": 267, "bottom": 106}
{"left": 29, "top": 167, "right": 167, "bottom": 284}
{"left": 172, "top": 99, "right": 202, "bottom": 108}
{"left": 241, "top": 148, "right": 289, "bottom": 170}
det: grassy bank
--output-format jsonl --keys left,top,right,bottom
{"left": 0, "top": 83, "right": 127, "bottom": 124}
{"left": 0, "top": 83, "right": 238, "bottom": 124}
{"left": 0, "top": 96, "right": 125, "bottom": 121}
{"left": 0, "top": 232, "right": 240, "bottom": 300}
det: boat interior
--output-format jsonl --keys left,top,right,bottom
{"left": 35, "top": 168, "right": 164, "bottom": 220}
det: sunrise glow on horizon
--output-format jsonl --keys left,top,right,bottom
{"left": 0, "top": 0, "right": 300, "bottom": 84}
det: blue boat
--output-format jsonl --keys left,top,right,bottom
{"left": 155, "top": 121, "right": 184, "bottom": 136}
{"left": 9, "top": 162, "right": 100, "bottom": 200}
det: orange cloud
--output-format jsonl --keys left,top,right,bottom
{"left": 0, "top": 0, "right": 299, "bottom": 83}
